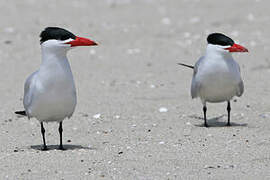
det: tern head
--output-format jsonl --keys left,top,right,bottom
{"left": 40, "top": 27, "right": 97, "bottom": 52}
{"left": 207, "top": 33, "right": 248, "bottom": 53}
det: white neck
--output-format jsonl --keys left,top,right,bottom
{"left": 40, "top": 46, "right": 71, "bottom": 72}
{"left": 39, "top": 44, "right": 74, "bottom": 84}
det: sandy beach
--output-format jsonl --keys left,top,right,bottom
{"left": 1, "top": 0, "right": 270, "bottom": 179}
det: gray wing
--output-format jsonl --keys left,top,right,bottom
{"left": 191, "top": 56, "right": 204, "bottom": 98}
{"left": 23, "top": 71, "right": 38, "bottom": 114}
{"left": 236, "top": 63, "right": 244, "bottom": 97}
{"left": 236, "top": 80, "right": 244, "bottom": 97}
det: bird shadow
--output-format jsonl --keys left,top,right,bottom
{"left": 30, "top": 144, "right": 95, "bottom": 151}
{"left": 188, "top": 115, "right": 248, "bottom": 127}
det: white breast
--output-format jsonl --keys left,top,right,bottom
{"left": 24, "top": 57, "right": 77, "bottom": 122}
{"left": 193, "top": 54, "right": 242, "bottom": 103}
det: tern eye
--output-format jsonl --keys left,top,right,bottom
{"left": 59, "top": 35, "right": 75, "bottom": 41}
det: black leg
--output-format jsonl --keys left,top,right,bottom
{"left": 227, "top": 101, "right": 231, "bottom": 126}
{"left": 40, "top": 122, "right": 48, "bottom": 151}
{"left": 203, "top": 106, "right": 208, "bottom": 127}
{"left": 58, "top": 122, "right": 64, "bottom": 150}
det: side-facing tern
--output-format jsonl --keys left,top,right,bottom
{"left": 15, "top": 27, "right": 98, "bottom": 150}
{"left": 179, "top": 33, "right": 248, "bottom": 127}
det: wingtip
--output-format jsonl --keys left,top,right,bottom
{"left": 177, "top": 63, "right": 194, "bottom": 69}
{"left": 15, "top": 110, "right": 26, "bottom": 116}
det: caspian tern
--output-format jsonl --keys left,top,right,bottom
{"left": 178, "top": 33, "right": 248, "bottom": 127}
{"left": 15, "top": 27, "right": 97, "bottom": 150}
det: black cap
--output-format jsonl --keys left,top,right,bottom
{"left": 40, "top": 27, "right": 76, "bottom": 44}
{"left": 207, "top": 33, "right": 234, "bottom": 46}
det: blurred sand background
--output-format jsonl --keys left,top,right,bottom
{"left": 1, "top": 0, "right": 270, "bottom": 179}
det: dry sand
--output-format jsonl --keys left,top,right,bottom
{"left": 1, "top": 0, "right": 270, "bottom": 179}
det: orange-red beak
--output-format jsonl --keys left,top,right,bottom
{"left": 65, "top": 36, "right": 98, "bottom": 47}
{"left": 225, "top": 43, "right": 248, "bottom": 53}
